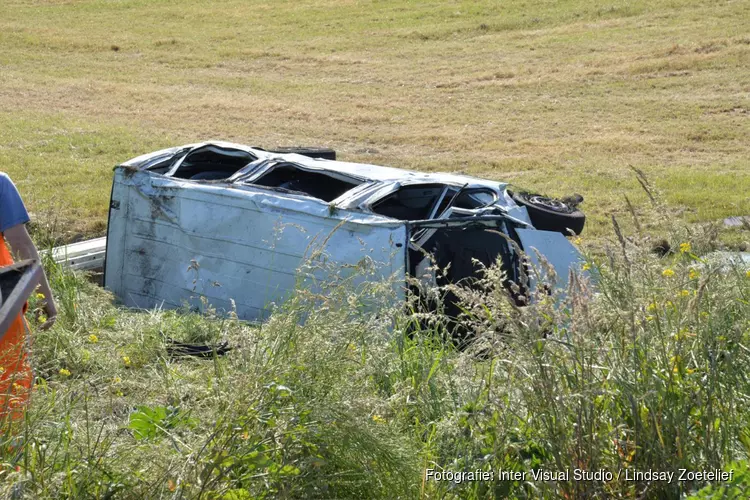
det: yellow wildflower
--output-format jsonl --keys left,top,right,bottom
{"left": 112, "top": 376, "right": 121, "bottom": 384}
{"left": 647, "top": 302, "right": 658, "bottom": 312}
{"left": 372, "top": 414, "right": 386, "bottom": 424}
{"left": 678, "top": 289, "right": 690, "bottom": 297}
{"left": 662, "top": 268, "right": 675, "bottom": 278}
{"left": 35, "top": 293, "right": 45, "bottom": 300}
{"left": 582, "top": 263, "right": 591, "bottom": 271}
{"left": 574, "top": 237, "right": 583, "bottom": 246}
{"left": 689, "top": 268, "right": 699, "bottom": 280}
{"left": 679, "top": 242, "right": 691, "bottom": 254}
{"left": 673, "top": 328, "right": 694, "bottom": 341}
{"left": 746, "top": 270, "right": 750, "bottom": 279}
{"left": 671, "top": 355, "right": 682, "bottom": 373}
{"left": 88, "top": 334, "right": 99, "bottom": 343}
{"left": 59, "top": 368, "right": 71, "bottom": 377}
{"left": 122, "top": 356, "right": 131, "bottom": 367}
{"left": 645, "top": 315, "right": 655, "bottom": 322}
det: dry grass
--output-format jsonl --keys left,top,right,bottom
{"left": 0, "top": 0, "right": 748, "bottom": 240}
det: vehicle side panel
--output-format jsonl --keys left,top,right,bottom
{"left": 105, "top": 168, "right": 408, "bottom": 320}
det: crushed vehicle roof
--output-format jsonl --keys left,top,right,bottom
{"left": 121, "top": 141, "right": 508, "bottom": 191}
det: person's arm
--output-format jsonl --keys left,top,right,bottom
{"left": 0, "top": 173, "right": 57, "bottom": 330}
{"left": 4, "top": 224, "right": 58, "bottom": 329}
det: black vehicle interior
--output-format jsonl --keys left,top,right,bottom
{"left": 372, "top": 185, "right": 498, "bottom": 221}
{"left": 453, "top": 188, "right": 497, "bottom": 209}
{"left": 249, "top": 163, "right": 363, "bottom": 202}
{"left": 163, "top": 146, "right": 258, "bottom": 180}
{"left": 372, "top": 184, "right": 445, "bottom": 220}
{"left": 411, "top": 224, "right": 521, "bottom": 294}
{"left": 409, "top": 220, "right": 527, "bottom": 345}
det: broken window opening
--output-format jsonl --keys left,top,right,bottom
{"left": 249, "top": 164, "right": 363, "bottom": 202}
{"left": 143, "top": 150, "right": 189, "bottom": 174}
{"left": 371, "top": 184, "right": 447, "bottom": 221}
{"left": 455, "top": 189, "right": 497, "bottom": 209}
{"left": 372, "top": 185, "right": 498, "bottom": 222}
{"left": 166, "top": 146, "right": 258, "bottom": 181}
{"left": 435, "top": 187, "right": 498, "bottom": 216}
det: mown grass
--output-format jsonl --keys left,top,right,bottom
{"left": 1, "top": 0, "right": 749, "bottom": 240}
{"left": 1, "top": 201, "right": 749, "bottom": 498}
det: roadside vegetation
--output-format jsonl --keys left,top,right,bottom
{"left": 1, "top": 193, "right": 749, "bottom": 498}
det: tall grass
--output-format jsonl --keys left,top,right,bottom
{"left": 1, "top": 210, "right": 748, "bottom": 498}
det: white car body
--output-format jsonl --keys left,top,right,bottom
{"left": 104, "top": 141, "right": 583, "bottom": 320}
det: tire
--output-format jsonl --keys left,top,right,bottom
{"left": 510, "top": 191, "right": 586, "bottom": 235}
{"left": 268, "top": 147, "right": 336, "bottom": 161}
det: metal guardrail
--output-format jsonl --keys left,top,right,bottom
{"left": 49, "top": 237, "right": 106, "bottom": 271}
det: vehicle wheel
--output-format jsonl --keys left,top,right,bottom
{"left": 268, "top": 147, "right": 336, "bottom": 161}
{"left": 510, "top": 191, "right": 586, "bottom": 235}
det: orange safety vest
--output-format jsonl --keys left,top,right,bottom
{"left": 0, "top": 235, "right": 33, "bottom": 422}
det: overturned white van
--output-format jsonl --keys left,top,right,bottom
{"left": 104, "top": 142, "right": 585, "bottom": 321}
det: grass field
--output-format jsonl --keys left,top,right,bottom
{"left": 1, "top": 0, "right": 749, "bottom": 241}
{"left": 2, "top": 1, "right": 750, "bottom": 498}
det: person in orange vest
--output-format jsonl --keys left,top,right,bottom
{"left": 0, "top": 173, "right": 57, "bottom": 422}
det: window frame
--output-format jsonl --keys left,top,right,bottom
{"left": 235, "top": 160, "right": 368, "bottom": 203}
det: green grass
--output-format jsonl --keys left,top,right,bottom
{"left": 2, "top": 209, "right": 750, "bottom": 498}
{"left": 1, "top": 0, "right": 748, "bottom": 240}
